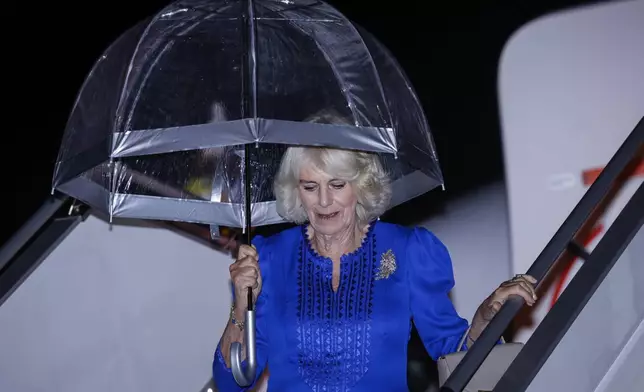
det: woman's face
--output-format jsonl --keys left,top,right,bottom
{"left": 298, "top": 164, "right": 358, "bottom": 236}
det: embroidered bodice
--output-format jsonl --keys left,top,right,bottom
{"left": 298, "top": 225, "right": 377, "bottom": 391}
{"left": 214, "top": 221, "right": 469, "bottom": 391}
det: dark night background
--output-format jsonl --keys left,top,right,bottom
{"left": 2, "top": 0, "right": 605, "bottom": 390}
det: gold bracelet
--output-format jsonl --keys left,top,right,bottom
{"left": 230, "top": 304, "right": 245, "bottom": 331}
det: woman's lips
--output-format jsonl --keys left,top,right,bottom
{"left": 316, "top": 211, "right": 339, "bottom": 220}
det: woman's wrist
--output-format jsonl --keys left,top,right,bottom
{"left": 231, "top": 302, "right": 246, "bottom": 329}
{"left": 469, "top": 311, "right": 489, "bottom": 340}
{"left": 466, "top": 332, "right": 476, "bottom": 346}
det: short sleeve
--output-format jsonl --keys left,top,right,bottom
{"left": 407, "top": 227, "right": 469, "bottom": 360}
{"left": 212, "top": 235, "right": 271, "bottom": 391}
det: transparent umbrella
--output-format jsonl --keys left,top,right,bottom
{"left": 51, "top": 0, "right": 444, "bottom": 386}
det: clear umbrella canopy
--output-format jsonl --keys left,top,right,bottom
{"left": 52, "top": 0, "right": 443, "bottom": 229}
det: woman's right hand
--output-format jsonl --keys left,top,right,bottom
{"left": 229, "top": 244, "right": 262, "bottom": 314}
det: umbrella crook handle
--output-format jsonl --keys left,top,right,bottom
{"left": 231, "top": 287, "right": 257, "bottom": 386}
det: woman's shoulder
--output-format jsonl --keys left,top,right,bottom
{"left": 373, "top": 221, "right": 432, "bottom": 239}
{"left": 251, "top": 226, "right": 303, "bottom": 281}
{"left": 252, "top": 225, "right": 303, "bottom": 251}
{"left": 375, "top": 221, "right": 446, "bottom": 253}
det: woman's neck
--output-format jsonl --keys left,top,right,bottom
{"left": 309, "top": 223, "right": 367, "bottom": 260}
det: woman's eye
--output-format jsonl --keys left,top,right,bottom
{"left": 330, "top": 182, "right": 346, "bottom": 190}
{"left": 303, "top": 185, "right": 317, "bottom": 192}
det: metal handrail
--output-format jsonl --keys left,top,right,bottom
{"left": 0, "top": 195, "right": 68, "bottom": 273}
{"left": 440, "top": 115, "right": 644, "bottom": 392}
{"left": 495, "top": 181, "right": 643, "bottom": 391}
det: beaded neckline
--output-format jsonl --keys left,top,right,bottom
{"left": 302, "top": 221, "right": 376, "bottom": 264}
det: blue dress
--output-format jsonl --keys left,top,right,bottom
{"left": 213, "top": 221, "right": 470, "bottom": 391}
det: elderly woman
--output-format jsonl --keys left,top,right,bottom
{"left": 212, "top": 146, "right": 536, "bottom": 391}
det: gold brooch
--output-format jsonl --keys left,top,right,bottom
{"left": 375, "top": 249, "right": 397, "bottom": 280}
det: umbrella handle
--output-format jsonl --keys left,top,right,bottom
{"left": 231, "top": 288, "right": 257, "bottom": 386}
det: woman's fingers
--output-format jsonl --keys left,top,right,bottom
{"left": 493, "top": 275, "right": 538, "bottom": 306}
{"left": 237, "top": 244, "right": 258, "bottom": 261}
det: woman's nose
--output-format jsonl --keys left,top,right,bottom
{"left": 319, "top": 188, "right": 331, "bottom": 207}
